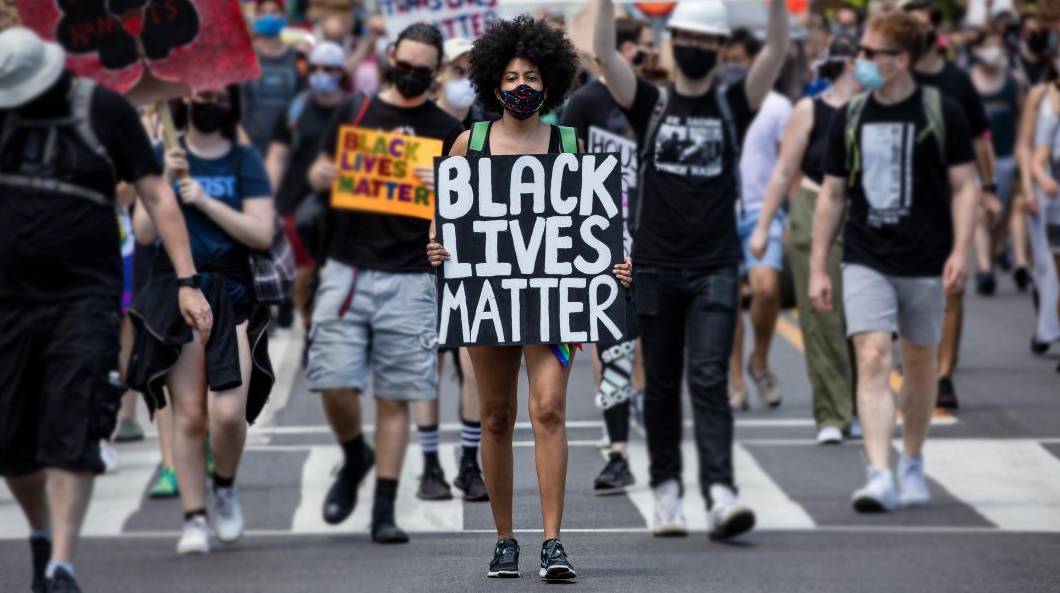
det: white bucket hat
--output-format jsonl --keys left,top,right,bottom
{"left": 443, "top": 37, "right": 473, "bottom": 64}
{"left": 0, "top": 27, "right": 66, "bottom": 109}
{"left": 309, "top": 41, "right": 346, "bottom": 68}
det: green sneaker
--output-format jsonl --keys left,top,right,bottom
{"left": 149, "top": 466, "right": 179, "bottom": 498}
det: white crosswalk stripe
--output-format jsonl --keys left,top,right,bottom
{"left": 2, "top": 438, "right": 1059, "bottom": 539}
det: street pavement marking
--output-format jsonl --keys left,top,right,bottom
{"left": 921, "top": 439, "right": 1060, "bottom": 532}
{"left": 82, "top": 449, "right": 160, "bottom": 536}
{"left": 290, "top": 444, "right": 463, "bottom": 534}
{"left": 619, "top": 442, "right": 816, "bottom": 531}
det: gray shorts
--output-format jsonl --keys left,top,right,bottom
{"left": 842, "top": 263, "right": 945, "bottom": 346}
{"left": 306, "top": 260, "right": 438, "bottom": 400}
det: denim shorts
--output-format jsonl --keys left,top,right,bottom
{"left": 842, "top": 263, "right": 944, "bottom": 346}
{"left": 737, "top": 208, "right": 785, "bottom": 273}
{"left": 306, "top": 260, "right": 438, "bottom": 400}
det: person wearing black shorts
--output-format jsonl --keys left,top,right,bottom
{"left": 0, "top": 28, "right": 211, "bottom": 593}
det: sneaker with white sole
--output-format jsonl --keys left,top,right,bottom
{"left": 851, "top": 466, "right": 898, "bottom": 513}
{"left": 652, "top": 479, "right": 687, "bottom": 536}
{"left": 898, "top": 455, "right": 930, "bottom": 507}
{"left": 816, "top": 426, "right": 843, "bottom": 445}
{"left": 211, "top": 487, "right": 245, "bottom": 544}
{"left": 99, "top": 440, "right": 118, "bottom": 474}
{"left": 748, "top": 366, "right": 782, "bottom": 408}
{"left": 728, "top": 382, "right": 749, "bottom": 411}
{"left": 707, "top": 484, "right": 756, "bottom": 541}
{"left": 176, "top": 515, "right": 210, "bottom": 555}
{"left": 847, "top": 417, "right": 863, "bottom": 440}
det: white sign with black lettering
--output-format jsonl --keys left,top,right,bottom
{"left": 434, "top": 152, "right": 628, "bottom": 347}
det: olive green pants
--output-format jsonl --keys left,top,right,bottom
{"left": 786, "top": 183, "right": 855, "bottom": 430}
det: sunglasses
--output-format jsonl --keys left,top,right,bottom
{"left": 394, "top": 60, "right": 435, "bottom": 81}
{"left": 858, "top": 45, "right": 902, "bottom": 59}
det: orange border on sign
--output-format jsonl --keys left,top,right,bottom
{"left": 330, "top": 126, "right": 443, "bottom": 220}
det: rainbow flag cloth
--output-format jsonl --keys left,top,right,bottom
{"left": 550, "top": 344, "right": 583, "bottom": 367}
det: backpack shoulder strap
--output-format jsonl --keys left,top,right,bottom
{"left": 468, "top": 120, "right": 490, "bottom": 155}
{"left": 71, "top": 78, "right": 111, "bottom": 166}
{"left": 844, "top": 91, "right": 870, "bottom": 187}
{"left": 557, "top": 125, "right": 577, "bottom": 153}
{"left": 638, "top": 85, "right": 669, "bottom": 165}
{"left": 715, "top": 83, "right": 745, "bottom": 214}
{"left": 349, "top": 92, "right": 372, "bottom": 126}
{"left": 288, "top": 91, "right": 310, "bottom": 128}
{"left": 919, "top": 86, "right": 946, "bottom": 163}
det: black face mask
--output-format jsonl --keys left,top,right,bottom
{"left": 190, "top": 102, "right": 233, "bottom": 134}
{"left": 1027, "top": 31, "right": 1050, "bottom": 55}
{"left": 673, "top": 45, "right": 716, "bottom": 80}
{"left": 17, "top": 71, "right": 72, "bottom": 118}
{"left": 391, "top": 69, "right": 432, "bottom": 99}
{"left": 632, "top": 50, "right": 646, "bottom": 67}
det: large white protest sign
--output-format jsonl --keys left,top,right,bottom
{"left": 435, "top": 152, "right": 629, "bottom": 347}
{"left": 380, "top": 0, "right": 500, "bottom": 41}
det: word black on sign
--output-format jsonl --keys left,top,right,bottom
{"left": 435, "top": 152, "right": 628, "bottom": 347}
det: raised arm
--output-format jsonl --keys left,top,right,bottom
{"left": 749, "top": 98, "right": 814, "bottom": 258}
{"left": 744, "top": 0, "right": 790, "bottom": 111}
{"left": 592, "top": 0, "right": 637, "bottom": 110}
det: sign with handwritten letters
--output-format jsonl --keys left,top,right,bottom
{"left": 588, "top": 126, "right": 637, "bottom": 254}
{"left": 434, "top": 152, "right": 629, "bottom": 347}
{"left": 380, "top": 0, "right": 499, "bottom": 41}
{"left": 330, "top": 126, "right": 443, "bottom": 220}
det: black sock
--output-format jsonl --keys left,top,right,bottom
{"left": 374, "top": 477, "right": 398, "bottom": 503}
{"left": 423, "top": 450, "right": 441, "bottom": 471}
{"left": 211, "top": 472, "right": 235, "bottom": 490}
{"left": 608, "top": 451, "right": 624, "bottom": 461}
{"left": 183, "top": 509, "right": 207, "bottom": 522}
{"left": 341, "top": 435, "right": 365, "bottom": 467}
{"left": 460, "top": 419, "right": 481, "bottom": 464}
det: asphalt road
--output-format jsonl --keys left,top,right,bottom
{"left": 2, "top": 272, "right": 1059, "bottom": 593}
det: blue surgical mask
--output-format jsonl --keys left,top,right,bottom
{"left": 254, "top": 14, "right": 286, "bottom": 38}
{"left": 855, "top": 59, "right": 886, "bottom": 90}
{"left": 309, "top": 71, "right": 340, "bottom": 95}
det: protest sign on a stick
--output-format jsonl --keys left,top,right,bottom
{"left": 330, "top": 127, "right": 443, "bottom": 220}
{"left": 588, "top": 126, "right": 636, "bottom": 255}
{"left": 435, "top": 152, "right": 629, "bottom": 347}
{"left": 380, "top": 0, "right": 499, "bottom": 41}
{"left": 15, "top": 0, "right": 259, "bottom": 102}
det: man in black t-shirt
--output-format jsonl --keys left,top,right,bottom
{"left": 810, "top": 11, "right": 977, "bottom": 515}
{"left": 265, "top": 41, "right": 347, "bottom": 329}
{"left": 304, "top": 23, "right": 463, "bottom": 544}
{"left": 0, "top": 28, "right": 211, "bottom": 593}
{"left": 904, "top": 0, "right": 997, "bottom": 411}
{"left": 593, "top": 0, "right": 790, "bottom": 541}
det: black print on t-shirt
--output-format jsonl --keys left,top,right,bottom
{"left": 860, "top": 122, "right": 914, "bottom": 227}
{"left": 653, "top": 116, "right": 723, "bottom": 178}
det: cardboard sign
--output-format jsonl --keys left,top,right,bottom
{"left": 595, "top": 338, "right": 637, "bottom": 409}
{"left": 16, "top": 0, "right": 259, "bottom": 98}
{"left": 330, "top": 127, "right": 443, "bottom": 220}
{"left": 588, "top": 126, "right": 636, "bottom": 255}
{"left": 435, "top": 152, "right": 628, "bottom": 347}
{"left": 380, "top": 0, "right": 499, "bottom": 41}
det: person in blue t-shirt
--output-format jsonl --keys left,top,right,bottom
{"left": 130, "top": 85, "right": 276, "bottom": 556}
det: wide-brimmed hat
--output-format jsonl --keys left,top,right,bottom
{"left": 0, "top": 27, "right": 66, "bottom": 109}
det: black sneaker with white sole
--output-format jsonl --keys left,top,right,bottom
{"left": 44, "top": 567, "right": 81, "bottom": 593}
{"left": 593, "top": 452, "right": 634, "bottom": 495}
{"left": 454, "top": 457, "right": 489, "bottom": 502}
{"left": 416, "top": 465, "right": 453, "bottom": 501}
{"left": 487, "top": 538, "right": 520, "bottom": 578}
{"left": 539, "top": 539, "right": 577, "bottom": 580}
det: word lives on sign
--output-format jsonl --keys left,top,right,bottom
{"left": 331, "top": 127, "right": 442, "bottom": 220}
{"left": 435, "top": 152, "right": 629, "bottom": 347}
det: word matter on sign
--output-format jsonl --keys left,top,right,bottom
{"left": 435, "top": 152, "right": 628, "bottom": 347}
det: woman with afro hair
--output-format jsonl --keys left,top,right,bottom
{"left": 427, "top": 15, "right": 632, "bottom": 581}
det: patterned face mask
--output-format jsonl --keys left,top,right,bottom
{"left": 497, "top": 84, "right": 545, "bottom": 120}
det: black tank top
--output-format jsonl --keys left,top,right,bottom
{"left": 466, "top": 121, "right": 563, "bottom": 156}
{"left": 800, "top": 97, "right": 838, "bottom": 185}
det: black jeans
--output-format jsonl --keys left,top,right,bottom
{"left": 635, "top": 265, "right": 739, "bottom": 505}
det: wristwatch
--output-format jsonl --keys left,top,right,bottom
{"left": 176, "top": 274, "right": 202, "bottom": 289}
{"left": 982, "top": 183, "right": 998, "bottom": 193}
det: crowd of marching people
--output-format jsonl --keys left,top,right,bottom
{"left": 2, "top": 0, "right": 1059, "bottom": 590}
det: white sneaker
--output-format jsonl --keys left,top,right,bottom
{"left": 652, "top": 480, "right": 687, "bottom": 536}
{"left": 212, "top": 487, "right": 245, "bottom": 543}
{"left": 177, "top": 516, "right": 210, "bottom": 555}
{"left": 816, "top": 426, "right": 843, "bottom": 445}
{"left": 707, "top": 484, "right": 756, "bottom": 541}
{"left": 848, "top": 418, "right": 863, "bottom": 440}
{"left": 99, "top": 440, "right": 118, "bottom": 473}
{"left": 852, "top": 466, "right": 898, "bottom": 513}
{"left": 748, "top": 366, "right": 781, "bottom": 408}
{"left": 897, "top": 455, "right": 931, "bottom": 507}
{"left": 728, "top": 382, "right": 749, "bottom": 412}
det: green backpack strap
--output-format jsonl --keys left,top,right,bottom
{"left": 468, "top": 120, "right": 490, "bottom": 154}
{"left": 918, "top": 86, "right": 946, "bottom": 165}
{"left": 844, "top": 92, "right": 870, "bottom": 188}
{"left": 557, "top": 125, "right": 578, "bottom": 153}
